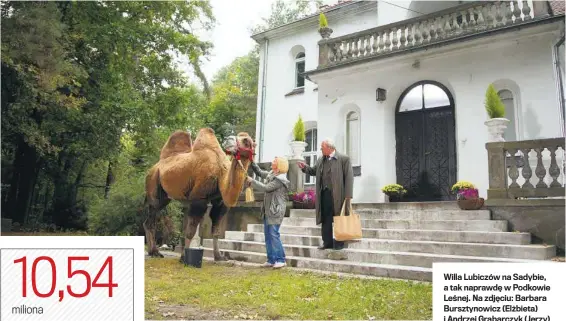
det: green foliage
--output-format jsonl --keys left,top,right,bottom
{"left": 203, "top": 51, "right": 259, "bottom": 141}
{"left": 292, "top": 115, "right": 306, "bottom": 141}
{"left": 381, "top": 184, "right": 407, "bottom": 195}
{"left": 451, "top": 181, "right": 475, "bottom": 193}
{"left": 484, "top": 84, "right": 505, "bottom": 118}
{"left": 319, "top": 13, "right": 328, "bottom": 28}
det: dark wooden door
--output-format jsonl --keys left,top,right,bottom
{"left": 395, "top": 85, "right": 457, "bottom": 202}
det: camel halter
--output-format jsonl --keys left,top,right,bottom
{"left": 225, "top": 138, "right": 255, "bottom": 170}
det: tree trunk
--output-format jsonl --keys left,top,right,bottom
{"left": 13, "top": 143, "right": 39, "bottom": 224}
{"left": 104, "top": 160, "right": 114, "bottom": 199}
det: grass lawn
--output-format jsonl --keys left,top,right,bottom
{"left": 145, "top": 257, "right": 432, "bottom": 320}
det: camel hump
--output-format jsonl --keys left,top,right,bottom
{"left": 192, "top": 127, "right": 222, "bottom": 152}
{"left": 160, "top": 130, "right": 193, "bottom": 159}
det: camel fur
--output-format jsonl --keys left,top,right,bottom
{"left": 142, "top": 128, "right": 254, "bottom": 261}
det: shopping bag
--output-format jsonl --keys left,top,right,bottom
{"left": 333, "top": 200, "right": 362, "bottom": 241}
{"left": 244, "top": 187, "right": 255, "bottom": 203}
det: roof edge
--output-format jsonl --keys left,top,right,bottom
{"left": 250, "top": 0, "right": 374, "bottom": 42}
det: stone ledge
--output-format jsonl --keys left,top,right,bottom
{"left": 284, "top": 87, "right": 305, "bottom": 97}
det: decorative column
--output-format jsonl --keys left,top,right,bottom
{"left": 287, "top": 159, "right": 305, "bottom": 193}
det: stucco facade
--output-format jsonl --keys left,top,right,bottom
{"left": 253, "top": 1, "right": 565, "bottom": 203}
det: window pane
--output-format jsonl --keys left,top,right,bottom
{"left": 296, "top": 52, "right": 305, "bottom": 59}
{"left": 399, "top": 85, "right": 423, "bottom": 112}
{"left": 347, "top": 118, "right": 360, "bottom": 165}
{"left": 305, "top": 130, "right": 313, "bottom": 152}
{"left": 312, "top": 129, "right": 317, "bottom": 151}
{"left": 424, "top": 84, "right": 450, "bottom": 108}
{"left": 296, "top": 61, "right": 305, "bottom": 88}
{"left": 304, "top": 155, "right": 311, "bottom": 183}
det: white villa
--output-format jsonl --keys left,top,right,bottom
{"left": 251, "top": 0, "right": 566, "bottom": 203}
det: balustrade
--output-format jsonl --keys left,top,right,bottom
{"left": 486, "top": 138, "right": 565, "bottom": 199}
{"left": 319, "top": 1, "right": 542, "bottom": 68}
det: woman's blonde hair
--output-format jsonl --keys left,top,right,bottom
{"left": 274, "top": 157, "right": 289, "bottom": 174}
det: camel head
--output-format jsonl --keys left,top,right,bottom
{"left": 222, "top": 132, "right": 256, "bottom": 169}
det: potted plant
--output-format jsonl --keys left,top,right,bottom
{"left": 289, "top": 115, "right": 307, "bottom": 159}
{"left": 452, "top": 181, "right": 484, "bottom": 210}
{"left": 318, "top": 13, "right": 333, "bottom": 39}
{"left": 484, "top": 84, "right": 509, "bottom": 142}
{"left": 291, "top": 190, "right": 316, "bottom": 209}
{"left": 381, "top": 184, "right": 407, "bottom": 202}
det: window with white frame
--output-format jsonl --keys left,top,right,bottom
{"left": 295, "top": 52, "right": 305, "bottom": 88}
{"left": 303, "top": 128, "right": 317, "bottom": 185}
{"left": 346, "top": 111, "right": 360, "bottom": 166}
{"left": 498, "top": 89, "right": 517, "bottom": 141}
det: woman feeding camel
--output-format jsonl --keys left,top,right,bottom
{"left": 247, "top": 157, "right": 290, "bottom": 268}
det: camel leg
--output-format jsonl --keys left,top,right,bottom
{"left": 143, "top": 198, "right": 170, "bottom": 258}
{"left": 179, "top": 200, "right": 207, "bottom": 263}
{"left": 210, "top": 197, "right": 229, "bottom": 261}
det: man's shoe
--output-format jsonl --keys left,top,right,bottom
{"left": 273, "top": 262, "right": 286, "bottom": 269}
{"left": 317, "top": 245, "right": 332, "bottom": 250}
{"left": 261, "top": 262, "right": 274, "bottom": 267}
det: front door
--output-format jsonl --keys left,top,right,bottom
{"left": 395, "top": 81, "right": 457, "bottom": 202}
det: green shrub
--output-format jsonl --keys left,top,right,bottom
{"left": 485, "top": 84, "right": 505, "bottom": 118}
{"left": 319, "top": 13, "right": 328, "bottom": 28}
{"left": 293, "top": 115, "right": 306, "bottom": 141}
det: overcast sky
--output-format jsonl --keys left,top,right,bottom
{"left": 195, "top": 0, "right": 277, "bottom": 82}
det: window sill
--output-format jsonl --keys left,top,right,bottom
{"left": 284, "top": 87, "right": 305, "bottom": 97}
{"left": 353, "top": 166, "right": 361, "bottom": 177}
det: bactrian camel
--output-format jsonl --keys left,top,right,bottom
{"left": 142, "top": 128, "right": 255, "bottom": 261}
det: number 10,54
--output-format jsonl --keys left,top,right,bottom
{"left": 13, "top": 256, "right": 118, "bottom": 302}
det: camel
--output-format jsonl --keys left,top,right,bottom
{"left": 142, "top": 128, "right": 255, "bottom": 261}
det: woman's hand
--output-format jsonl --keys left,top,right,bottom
{"left": 246, "top": 176, "right": 253, "bottom": 186}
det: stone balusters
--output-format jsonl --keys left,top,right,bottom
{"left": 486, "top": 138, "right": 565, "bottom": 199}
{"left": 318, "top": 1, "right": 538, "bottom": 68}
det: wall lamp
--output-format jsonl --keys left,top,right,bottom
{"left": 376, "top": 88, "right": 386, "bottom": 102}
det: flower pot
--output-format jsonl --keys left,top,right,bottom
{"left": 457, "top": 198, "right": 485, "bottom": 210}
{"left": 484, "top": 118, "right": 510, "bottom": 142}
{"left": 289, "top": 141, "right": 307, "bottom": 159}
{"left": 319, "top": 27, "right": 333, "bottom": 39}
{"left": 293, "top": 200, "right": 315, "bottom": 209}
{"left": 386, "top": 194, "right": 403, "bottom": 203}
{"left": 183, "top": 247, "right": 204, "bottom": 268}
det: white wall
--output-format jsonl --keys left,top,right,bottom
{"left": 256, "top": 8, "right": 379, "bottom": 162}
{"left": 315, "top": 31, "right": 562, "bottom": 203}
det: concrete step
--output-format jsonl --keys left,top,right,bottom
{"left": 289, "top": 209, "right": 491, "bottom": 220}
{"left": 352, "top": 201, "right": 461, "bottom": 211}
{"left": 282, "top": 217, "right": 508, "bottom": 232}
{"left": 201, "top": 247, "right": 432, "bottom": 281}
{"left": 246, "top": 224, "right": 529, "bottom": 245}
{"left": 203, "top": 239, "right": 542, "bottom": 269}
{"left": 225, "top": 231, "right": 556, "bottom": 260}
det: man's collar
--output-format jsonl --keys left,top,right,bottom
{"left": 327, "top": 151, "right": 336, "bottom": 160}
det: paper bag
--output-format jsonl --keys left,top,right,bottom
{"left": 333, "top": 200, "right": 362, "bottom": 241}
{"left": 244, "top": 187, "right": 255, "bottom": 203}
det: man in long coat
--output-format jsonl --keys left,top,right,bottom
{"left": 298, "top": 138, "right": 354, "bottom": 250}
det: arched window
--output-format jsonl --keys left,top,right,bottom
{"left": 346, "top": 111, "right": 360, "bottom": 166}
{"left": 398, "top": 83, "right": 451, "bottom": 112}
{"left": 498, "top": 89, "right": 516, "bottom": 141}
{"left": 295, "top": 52, "right": 305, "bottom": 88}
{"left": 303, "top": 128, "right": 317, "bottom": 185}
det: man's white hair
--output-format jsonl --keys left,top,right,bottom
{"left": 322, "top": 138, "right": 336, "bottom": 149}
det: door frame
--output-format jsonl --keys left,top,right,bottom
{"left": 394, "top": 80, "right": 458, "bottom": 201}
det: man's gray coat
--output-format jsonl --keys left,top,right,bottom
{"left": 301, "top": 151, "right": 354, "bottom": 225}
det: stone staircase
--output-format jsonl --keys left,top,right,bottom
{"left": 201, "top": 202, "right": 557, "bottom": 281}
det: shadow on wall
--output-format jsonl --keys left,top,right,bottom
{"left": 524, "top": 106, "right": 542, "bottom": 139}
